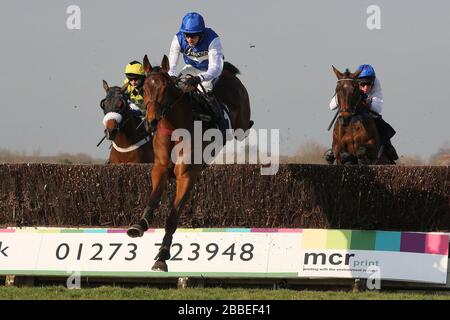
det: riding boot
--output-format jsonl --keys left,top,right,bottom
{"left": 205, "top": 93, "right": 228, "bottom": 140}
{"left": 384, "top": 140, "right": 399, "bottom": 162}
{"left": 325, "top": 148, "right": 335, "bottom": 165}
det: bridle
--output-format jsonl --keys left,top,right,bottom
{"left": 335, "top": 78, "right": 363, "bottom": 115}
{"left": 144, "top": 73, "right": 187, "bottom": 132}
{"left": 100, "top": 89, "right": 133, "bottom": 130}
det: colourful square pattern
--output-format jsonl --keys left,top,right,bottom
{"left": 301, "top": 229, "right": 448, "bottom": 255}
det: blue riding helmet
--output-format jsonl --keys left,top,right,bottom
{"left": 356, "top": 64, "right": 376, "bottom": 79}
{"left": 180, "top": 12, "right": 205, "bottom": 34}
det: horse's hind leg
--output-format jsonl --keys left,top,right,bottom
{"left": 152, "top": 164, "right": 201, "bottom": 272}
{"left": 357, "top": 142, "right": 379, "bottom": 165}
{"left": 340, "top": 151, "right": 356, "bottom": 165}
{"left": 216, "top": 85, "right": 252, "bottom": 137}
{"left": 127, "top": 164, "right": 168, "bottom": 238}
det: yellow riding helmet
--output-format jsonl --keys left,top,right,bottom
{"left": 125, "top": 61, "right": 145, "bottom": 78}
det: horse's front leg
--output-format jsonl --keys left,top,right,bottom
{"left": 357, "top": 140, "right": 378, "bottom": 165}
{"left": 127, "top": 163, "right": 169, "bottom": 238}
{"left": 152, "top": 164, "right": 202, "bottom": 272}
{"left": 333, "top": 143, "right": 342, "bottom": 165}
{"left": 332, "top": 122, "right": 344, "bottom": 165}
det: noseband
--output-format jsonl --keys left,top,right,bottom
{"left": 101, "top": 89, "right": 133, "bottom": 130}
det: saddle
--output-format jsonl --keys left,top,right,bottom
{"left": 190, "top": 91, "right": 215, "bottom": 123}
{"left": 175, "top": 77, "right": 230, "bottom": 135}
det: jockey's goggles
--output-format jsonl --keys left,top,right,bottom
{"left": 184, "top": 32, "right": 202, "bottom": 39}
{"left": 127, "top": 76, "right": 143, "bottom": 82}
{"left": 358, "top": 81, "right": 373, "bottom": 87}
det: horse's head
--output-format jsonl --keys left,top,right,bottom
{"left": 332, "top": 66, "right": 363, "bottom": 118}
{"left": 100, "top": 80, "right": 129, "bottom": 140}
{"left": 141, "top": 54, "right": 179, "bottom": 134}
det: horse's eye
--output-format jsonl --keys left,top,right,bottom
{"left": 100, "top": 99, "right": 106, "bottom": 109}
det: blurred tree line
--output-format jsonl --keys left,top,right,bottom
{"left": 1, "top": 141, "right": 448, "bottom": 165}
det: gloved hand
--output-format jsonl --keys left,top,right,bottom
{"left": 185, "top": 76, "right": 202, "bottom": 87}
{"left": 178, "top": 75, "right": 202, "bottom": 92}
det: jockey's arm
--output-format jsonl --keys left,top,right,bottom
{"left": 199, "top": 37, "right": 224, "bottom": 82}
{"left": 370, "top": 97, "right": 383, "bottom": 114}
{"left": 329, "top": 95, "right": 338, "bottom": 110}
{"left": 369, "top": 78, "right": 383, "bottom": 114}
{"left": 168, "top": 35, "right": 181, "bottom": 77}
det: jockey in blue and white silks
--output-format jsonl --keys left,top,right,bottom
{"left": 168, "top": 12, "right": 224, "bottom": 93}
{"left": 168, "top": 12, "right": 228, "bottom": 138}
{"left": 326, "top": 64, "right": 398, "bottom": 164}
{"left": 329, "top": 64, "right": 384, "bottom": 115}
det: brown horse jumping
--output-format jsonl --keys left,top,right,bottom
{"left": 331, "top": 66, "right": 390, "bottom": 165}
{"left": 101, "top": 81, "right": 154, "bottom": 163}
{"left": 126, "top": 55, "right": 252, "bottom": 271}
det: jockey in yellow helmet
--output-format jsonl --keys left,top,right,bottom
{"left": 124, "top": 61, "right": 146, "bottom": 118}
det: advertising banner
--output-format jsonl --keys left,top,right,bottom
{"left": 299, "top": 229, "right": 449, "bottom": 284}
{"left": 0, "top": 228, "right": 448, "bottom": 283}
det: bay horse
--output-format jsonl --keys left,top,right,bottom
{"left": 101, "top": 81, "right": 154, "bottom": 163}
{"left": 127, "top": 55, "right": 252, "bottom": 271}
{"left": 331, "top": 66, "right": 390, "bottom": 165}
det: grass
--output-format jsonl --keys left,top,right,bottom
{"left": 0, "top": 286, "right": 449, "bottom": 300}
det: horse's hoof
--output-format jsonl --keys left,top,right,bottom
{"left": 127, "top": 225, "right": 144, "bottom": 238}
{"left": 152, "top": 260, "right": 168, "bottom": 272}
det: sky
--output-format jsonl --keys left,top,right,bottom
{"left": 0, "top": 0, "right": 449, "bottom": 159}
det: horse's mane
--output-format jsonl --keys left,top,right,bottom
{"left": 344, "top": 68, "right": 351, "bottom": 77}
{"left": 223, "top": 62, "right": 240, "bottom": 75}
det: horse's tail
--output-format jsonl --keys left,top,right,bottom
{"left": 223, "top": 61, "right": 240, "bottom": 75}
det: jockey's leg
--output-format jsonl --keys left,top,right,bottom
{"left": 200, "top": 80, "right": 228, "bottom": 141}
{"left": 373, "top": 116, "right": 398, "bottom": 162}
{"left": 182, "top": 66, "right": 228, "bottom": 140}
{"left": 384, "top": 139, "right": 399, "bottom": 161}
{"left": 205, "top": 93, "right": 228, "bottom": 140}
